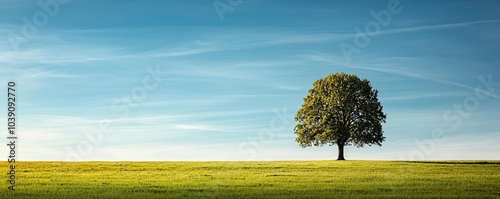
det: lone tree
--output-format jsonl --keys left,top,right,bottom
{"left": 294, "top": 73, "right": 386, "bottom": 160}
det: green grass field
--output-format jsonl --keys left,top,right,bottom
{"left": 1, "top": 161, "right": 499, "bottom": 198}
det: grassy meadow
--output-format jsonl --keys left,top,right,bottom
{"left": 1, "top": 161, "right": 499, "bottom": 198}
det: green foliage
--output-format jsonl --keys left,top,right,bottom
{"left": 1, "top": 161, "right": 499, "bottom": 198}
{"left": 295, "top": 73, "right": 386, "bottom": 159}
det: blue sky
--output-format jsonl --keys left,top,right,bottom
{"left": 1, "top": 0, "right": 499, "bottom": 161}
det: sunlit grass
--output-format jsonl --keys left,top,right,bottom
{"left": 1, "top": 161, "right": 499, "bottom": 198}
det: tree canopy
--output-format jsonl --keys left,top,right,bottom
{"left": 294, "top": 73, "right": 386, "bottom": 160}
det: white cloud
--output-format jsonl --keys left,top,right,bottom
{"left": 381, "top": 19, "right": 500, "bottom": 35}
{"left": 173, "top": 124, "right": 226, "bottom": 132}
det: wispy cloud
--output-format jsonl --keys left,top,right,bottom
{"left": 347, "top": 65, "right": 500, "bottom": 100}
{"left": 381, "top": 19, "right": 500, "bottom": 35}
{"left": 173, "top": 124, "right": 227, "bottom": 132}
{"left": 299, "top": 53, "right": 500, "bottom": 100}
{"left": 20, "top": 69, "right": 82, "bottom": 79}
{"left": 0, "top": 46, "right": 122, "bottom": 65}
{"left": 380, "top": 91, "right": 468, "bottom": 101}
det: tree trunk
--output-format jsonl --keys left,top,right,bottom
{"left": 337, "top": 144, "right": 345, "bottom": 160}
